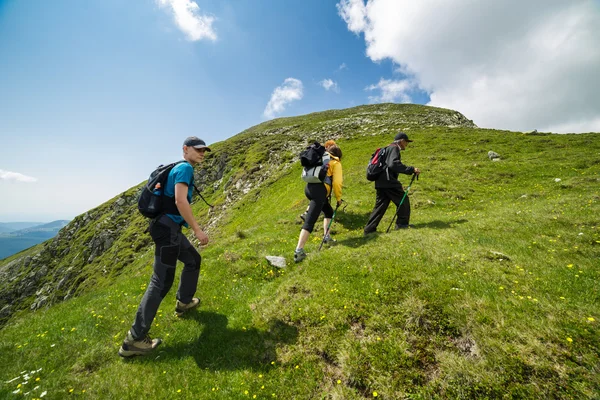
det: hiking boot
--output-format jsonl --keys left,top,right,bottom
{"left": 118, "top": 331, "right": 162, "bottom": 358}
{"left": 294, "top": 248, "right": 307, "bottom": 263}
{"left": 323, "top": 234, "right": 336, "bottom": 245}
{"left": 396, "top": 224, "right": 414, "bottom": 230}
{"left": 175, "top": 297, "right": 200, "bottom": 317}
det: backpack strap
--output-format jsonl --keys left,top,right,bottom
{"left": 192, "top": 184, "right": 215, "bottom": 208}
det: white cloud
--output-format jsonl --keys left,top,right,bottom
{"left": 263, "top": 78, "right": 304, "bottom": 119}
{"left": 157, "top": 0, "right": 216, "bottom": 41}
{"left": 320, "top": 78, "right": 340, "bottom": 93}
{"left": 337, "top": 0, "right": 367, "bottom": 33}
{"left": 366, "top": 78, "right": 415, "bottom": 103}
{"left": 337, "top": 0, "right": 600, "bottom": 133}
{"left": 338, "top": 63, "right": 347, "bottom": 71}
{"left": 0, "top": 169, "right": 37, "bottom": 183}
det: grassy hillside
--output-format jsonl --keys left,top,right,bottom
{"left": 0, "top": 104, "right": 598, "bottom": 399}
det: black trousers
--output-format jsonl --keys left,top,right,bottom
{"left": 131, "top": 215, "right": 201, "bottom": 339}
{"left": 364, "top": 187, "right": 410, "bottom": 234}
{"left": 302, "top": 183, "right": 334, "bottom": 233}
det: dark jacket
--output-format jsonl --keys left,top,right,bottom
{"left": 375, "top": 143, "right": 415, "bottom": 188}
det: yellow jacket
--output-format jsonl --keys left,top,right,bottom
{"left": 325, "top": 154, "right": 343, "bottom": 202}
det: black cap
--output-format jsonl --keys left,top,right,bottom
{"left": 394, "top": 132, "right": 413, "bottom": 142}
{"left": 183, "top": 136, "right": 211, "bottom": 151}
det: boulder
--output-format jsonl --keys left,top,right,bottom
{"left": 266, "top": 256, "right": 287, "bottom": 269}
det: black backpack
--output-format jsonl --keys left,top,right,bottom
{"left": 299, "top": 142, "right": 325, "bottom": 167}
{"left": 366, "top": 147, "right": 389, "bottom": 181}
{"left": 299, "top": 142, "right": 329, "bottom": 183}
{"left": 138, "top": 161, "right": 213, "bottom": 219}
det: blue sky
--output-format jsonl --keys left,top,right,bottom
{"left": 1, "top": 0, "right": 599, "bottom": 222}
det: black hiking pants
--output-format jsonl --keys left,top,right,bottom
{"left": 302, "top": 183, "right": 334, "bottom": 233}
{"left": 130, "top": 215, "right": 201, "bottom": 339}
{"left": 364, "top": 186, "right": 410, "bottom": 234}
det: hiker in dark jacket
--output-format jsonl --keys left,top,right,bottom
{"left": 364, "top": 132, "right": 420, "bottom": 234}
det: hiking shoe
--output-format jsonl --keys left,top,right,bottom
{"left": 175, "top": 297, "right": 200, "bottom": 317}
{"left": 396, "top": 224, "right": 414, "bottom": 230}
{"left": 323, "top": 234, "right": 336, "bottom": 245}
{"left": 118, "top": 331, "right": 162, "bottom": 358}
{"left": 294, "top": 248, "right": 307, "bottom": 263}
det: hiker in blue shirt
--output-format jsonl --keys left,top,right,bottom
{"left": 119, "top": 137, "right": 210, "bottom": 357}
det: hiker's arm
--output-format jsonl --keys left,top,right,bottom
{"left": 175, "top": 183, "right": 209, "bottom": 245}
{"left": 332, "top": 162, "right": 343, "bottom": 205}
{"left": 388, "top": 145, "right": 415, "bottom": 175}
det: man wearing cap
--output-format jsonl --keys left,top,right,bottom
{"left": 119, "top": 136, "right": 211, "bottom": 357}
{"left": 364, "top": 132, "right": 421, "bottom": 235}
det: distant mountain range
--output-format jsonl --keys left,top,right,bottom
{"left": 0, "top": 222, "right": 44, "bottom": 233}
{"left": 0, "top": 220, "right": 70, "bottom": 259}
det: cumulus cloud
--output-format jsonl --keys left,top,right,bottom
{"left": 337, "top": 0, "right": 367, "bottom": 33}
{"left": 157, "top": 0, "right": 216, "bottom": 41}
{"left": 320, "top": 78, "right": 340, "bottom": 93}
{"left": 0, "top": 169, "right": 37, "bottom": 183}
{"left": 366, "top": 78, "right": 415, "bottom": 103}
{"left": 337, "top": 0, "right": 600, "bottom": 133}
{"left": 263, "top": 78, "right": 304, "bottom": 119}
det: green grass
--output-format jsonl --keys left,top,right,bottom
{"left": 0, "top": 106, "right": 599, "bottom": 399}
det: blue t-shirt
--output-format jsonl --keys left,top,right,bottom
{"left": 164, "top": 161, "right": 194, "bottom": 225}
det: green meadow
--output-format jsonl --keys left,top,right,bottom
{"left": 1, "top": 105, "right": 599, "bottom": 399}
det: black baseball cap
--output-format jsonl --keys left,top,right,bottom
{"left": 183, "top": 136, "right": 211, "bottom": 151}
{"left": 394, "top": 132, "right": 413, "bottom": 142}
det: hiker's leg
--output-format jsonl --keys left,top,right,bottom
{"left": 322, "top": 201, "right": 334, "bottom": 236}
{"left": 176, "top": 234, "right": 201, "bottom": 304}
{"left": 296, "top": 229, "right": 310, "bottom": 249}
{"left": 298, "top": 184, "right": 327, "bottom": 248}
{"left": 301, "top": 184, "right": 327, "bottom": 234}
{"left": 364, "top": 189, "right": 390, "bottom": 234}
{"left": 397, "top": 195, "right": 411, "bottom": 226}
{"left": 131, "top": 216, "right": 179, "bottom": 338}
{"left": 388, "top": 187, "right": 410, "bottom": 227}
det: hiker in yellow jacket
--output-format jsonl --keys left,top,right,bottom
{"left": 294, "top": 145, "right": 343, "bottom": 262}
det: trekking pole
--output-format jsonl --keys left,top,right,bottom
{"left": 318, "top": 200, "right": 346, "bottom": 251}
{"left": 386, "top": 173, "right": 417, "bottom": 233}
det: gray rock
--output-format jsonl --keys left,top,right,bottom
{"left": 266, "top": 256, "right": 287, "bottom": 269}
{"left": 488, "top": 151, "right": 500, "bottom": 160}
{"left": 487, "top": 250, "right": 510, "bottom": 261}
